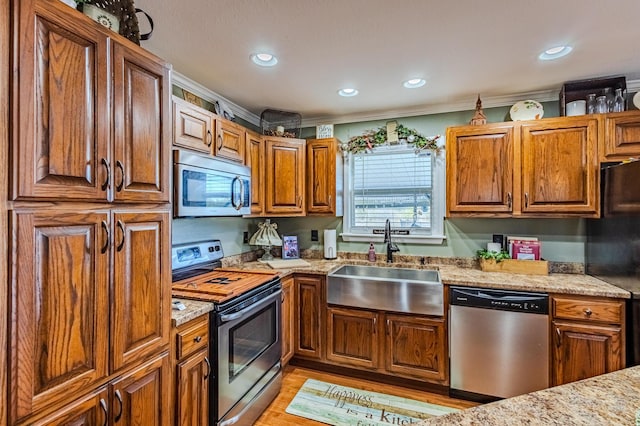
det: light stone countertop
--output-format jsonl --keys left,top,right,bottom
{"left": 171, "top": 298, "right": 214, "bottom": 327}
{"left": 418, "top": 366, "right": 640, "bottom": 425}
{"left": 224, "top": 258, "right": 631, "bottom": 299}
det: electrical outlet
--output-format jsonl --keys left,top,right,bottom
{"left": 243, "top": 231, "right": 249, "bottom": 244}
{"left": 311, "top": 230, "right": 319, "bottom": 241}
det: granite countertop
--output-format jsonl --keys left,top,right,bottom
{"left": 224, "top": 258, "right": 630, "bottom": 299}
{"left": 171, "top": 298, "right": 214, "bottom": 327}
{"left": 419, "top": 366, "right": 640, "bottom": 425}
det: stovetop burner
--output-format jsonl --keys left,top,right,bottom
{"left": 206, "top": 276, "right": 243, "bottom": 285}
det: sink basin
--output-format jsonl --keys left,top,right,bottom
{"left": 327, "top": 264, "right": 443, "bottom": 316}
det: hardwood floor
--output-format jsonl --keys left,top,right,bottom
{"left": 255, "top": 365, "right": 478, "bottom": 425}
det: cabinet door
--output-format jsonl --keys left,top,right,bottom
{"left": 214, "top": 117, "right": 245, "bottom": 163}
{"left": 265, "top": 137, "right": 306, "bottom": 216}
{"left": 113, "top": 42, "right": 171, "bottom": 203}
{"left": 552, "top": 321, "right": 623, "bottom": 386}
{"left": 30, "top": 387, "right": 109, "bottom": 426}
{"left": 173, "top": 96, "right": 214, "bottom": 153}
{"left": 306, "top": 138, "right": 338, "bottom": 215}
{"left": 176, "top": 348, "right": 210, "bottom": 426}
{"left": 294, "top": 275, "right": 324, "bottom": 359}
{"left": 245, "top": 131, "right": 265, "bottom": 215}
{"left": 14, "top": 0, "right": 110, "bottom": 201}
{"left": 384, "top": 314, "right": 447, "bottom": 383}
{"left": 446, "top": 125, "right": 514, "bottom": 215}
{"left": 281, "top": 277, "right": 295, "bottom": 365}
{"left": 112, "top": 210, "right": 171, "bottom": 371}
{"left": 111, "top": 353, "right": 171, "bottom": 426}
{"left": 10, "top": 210, "right": 110, "bottom": 422}
{"left": 602, "top": 111, "right": 640, "bottom": 161}
{"left": 326, "top": 307, "right": 379, "bottom": 369}
{"left": 520, "top": 118, "right": 599, "bottom": 216}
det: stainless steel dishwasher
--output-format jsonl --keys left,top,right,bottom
{"left": 449, "top": 286, "right": 549, "bottom": 401}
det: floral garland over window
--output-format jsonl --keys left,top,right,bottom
{"left": 343, "top": 124, "right": 441, "bottom": 154}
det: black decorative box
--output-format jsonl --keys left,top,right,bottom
{"left": 559, "top": 75, "right": 626, "bottom": 116}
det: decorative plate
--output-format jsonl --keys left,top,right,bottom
{"left": 633, "top": 91, "right": 640, "bottom": 110}
{"left": 510, "top": 100, "right": 544, "bottom": 121}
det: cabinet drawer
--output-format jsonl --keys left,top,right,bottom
{"left": 177, "top": 316, "right": 209, "bottom": 360}
{"left": 552, "top": 297, "right": 623, "bottom": 324}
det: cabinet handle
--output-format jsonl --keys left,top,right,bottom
{"left": 101, "top": 158, "right": 110, "bottom": 191}
{"left": 556, "top": 327, "right": 562, "bottom": 347}
{"left": 204, "top": 356, "right": 211, "bottom": 380}
{"left": 328, "top": 195, "right": 332, "bottom": 205}
{"left": 99, "top": 398, "right": 108, "bottom": 426}
{"left": 194, "top": 335, "right": 202, "bottom": 343}
{"left": 101, "top": 221, "right": 110, "bottom": 254}
{"left": 298, "top": 196, "right": 302, "bottom": 208}
{"left": 114, "top": 390, "right": 123, "bottom": 422}
{"left": 206, "top": 130, "right": 213, "bottom": 147}
{"left": 386, "top": 319, "right": 390, "bottom": 335}
{"left": 217, "top": 135, "right": 223, "bottom": 150}
{"left": 372, "top": 316, "right": 377, "bottom": 334}
{"left": 584, "top": 308, "right": 593, "bottom": 317}
{"left": 115, "top": 161, "right": 125, "bottom": 192}
{"left": 507, "top": 192, "right": 512, "bottom": 209}
{"left": 524, "top": 192, "right": 529, "bottom": 208}
{"left": 116, "top": 220, "right": 125, "bottom": 252}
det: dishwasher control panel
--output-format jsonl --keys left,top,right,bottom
{"left": 450, "top": 286, "right": 549, "bottom": 314}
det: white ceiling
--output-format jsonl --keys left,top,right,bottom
{"left": 134, "top": 0, "right": 640, "bottom": 126}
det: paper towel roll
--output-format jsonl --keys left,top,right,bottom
{"left": 324, "top": 229, "right": 337, "bottom": 259}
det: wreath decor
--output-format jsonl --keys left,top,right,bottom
{"left": 343, "top": 124, "right": 441, "bottom": 154}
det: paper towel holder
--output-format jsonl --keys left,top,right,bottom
{"left": 324, "top": 229, "right": 337, "bottom": 259}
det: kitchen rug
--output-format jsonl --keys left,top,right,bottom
{"left": 285, "top": 378, "right": 459, "bottom": 425}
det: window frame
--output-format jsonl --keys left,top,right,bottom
{"left": 341, "top": 144, "right": 446, "bottom": 244}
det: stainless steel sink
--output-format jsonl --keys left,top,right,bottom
{"left": 327, "top": 264, "right": 443, "bottom": 316}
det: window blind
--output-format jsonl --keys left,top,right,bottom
{"left": 351, "top": 148, "right": 433, "bottom": 232}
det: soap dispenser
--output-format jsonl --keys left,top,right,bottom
{"left": 368, "top": 243, "right": 377, "bottom": 262}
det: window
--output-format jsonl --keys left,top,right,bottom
{"left": 342, "top": 145, "right": 445, "bottom": 244}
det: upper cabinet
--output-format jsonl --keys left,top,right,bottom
{"left": 601, "top": 110, "right": 640, "bottom": 161}
{"left": 13, "top": 1, "right": 171, "bottom": 203}
{"left": 306, "top": 138, "right": 343, "bottom": 216}
{"left": 173, "top": 96, "right": 214, "bottom": 153}
{"left": 214, "top": 116, "right": 246, "bottom": 163}
{"left": 245, "top": 130, "right": 266, "bottom": 215}
{"left": 447, "top": 116, "right": 599, "bottom": 218}
{"left": 264, "top": 136, "right": 306, "bottom": 216}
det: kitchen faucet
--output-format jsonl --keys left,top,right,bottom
{"left": 384, "top": 218, "right": 400, "bottom": 263}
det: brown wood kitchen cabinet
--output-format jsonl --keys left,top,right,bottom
{"left": 265, "top": 137, "right": 306, "bottom": 216}
{"left": 447, "top": 116, "right": 599, "bottom": 217}
{"left": 281, "top": 276, "right": 295, "bottom": 365}
{"left": 325, "top": 307, "right": 447, "bottom": 384}
{"left": 306, "top": 138, "right": 343, "bottom": 216}
{"left": 600, "top": 110, "right": 640, "bottom": 161}
{"left": 174, "top": 315, "right": 210, "bottom": 426}
{"left": 7, "top": 1, "right": 173, "bottom": 424}
{"left": 214, "top": 115, "right": 246, "bottom": 163}
{"left": 294, "top": 274, "right": 325, "bottom": 360}
{"left": 173, "top": 95, "right": 215, "bottom": 153}
{"left": 13, "top": 0, "right": 170, "bottom": 203}
{"left": 245, "top": 130, "right": 266, "bottom": 216}
{"left": 550, "top": 295, "right": 625, "bottom": 386}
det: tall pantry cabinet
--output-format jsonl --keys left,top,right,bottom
{"left": 6, "top": 1, "right": 172, "bottom": 424}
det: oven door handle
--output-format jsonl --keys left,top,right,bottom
{"left": 219, "top": 290, "right": 280, "bottom": 323}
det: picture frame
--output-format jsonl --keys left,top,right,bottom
{"left": 316, "top": 124, "right": 334, "bottom": 139}
{"left": 282, "top": 235, "right": 299, "bottom": 259}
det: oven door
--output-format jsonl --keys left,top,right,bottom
{"left": 174, "top": 162, "right": 250, "bottom": 217}
{"left": 217, "top": 288, "right": 282, "bottom": 419}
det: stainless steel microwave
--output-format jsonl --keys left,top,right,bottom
{"left": 173, "top": 150, "right": 251, "bottom": 217}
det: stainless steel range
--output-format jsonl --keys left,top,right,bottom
{"left": 172, "top": 240, "right": 282, "bottom": 426}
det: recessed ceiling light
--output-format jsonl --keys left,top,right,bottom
{"left": 539, "top": 45, "right": 573, "bottom": 60}
{"left": 403, "top": 78, "right": 426, "bottom": 89}
{"left": 338, "top": 88, "right": 358, "bottom": 97}
{"left": 251, "top": 52, "right": 278, "bottom": 67}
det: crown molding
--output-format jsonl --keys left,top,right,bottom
{"left": 171, "top": 71, "right": 261, "bottom": 127}
{"left": 171, "top": 72, "right": 640, "bottom": 129}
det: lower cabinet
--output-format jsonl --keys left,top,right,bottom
{"left": 550, "top": 295, "right": 625, "bottom": 386}
{"left": 294, "top": 274, "right": 325, "bottom": 360}
{"left": 281, "top": 276, "right": 295, "bottom": 365}
{"left": 326, "top": 307, "right": 447, "bottom": 384}
{"left": 173, "top": 314, "right": 210, "bottom": 426}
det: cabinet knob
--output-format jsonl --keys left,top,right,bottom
{"left": 584, "top": 308, "right": 593, "bottom": 317}
{"left": 524, "top": 192, "right": 529, "bottom": 208}
{"left": 194, "top": 335, "right": 202, "bottom": 343}
{"left": 507, "top": 192, "right": 512, "bottom": 209}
